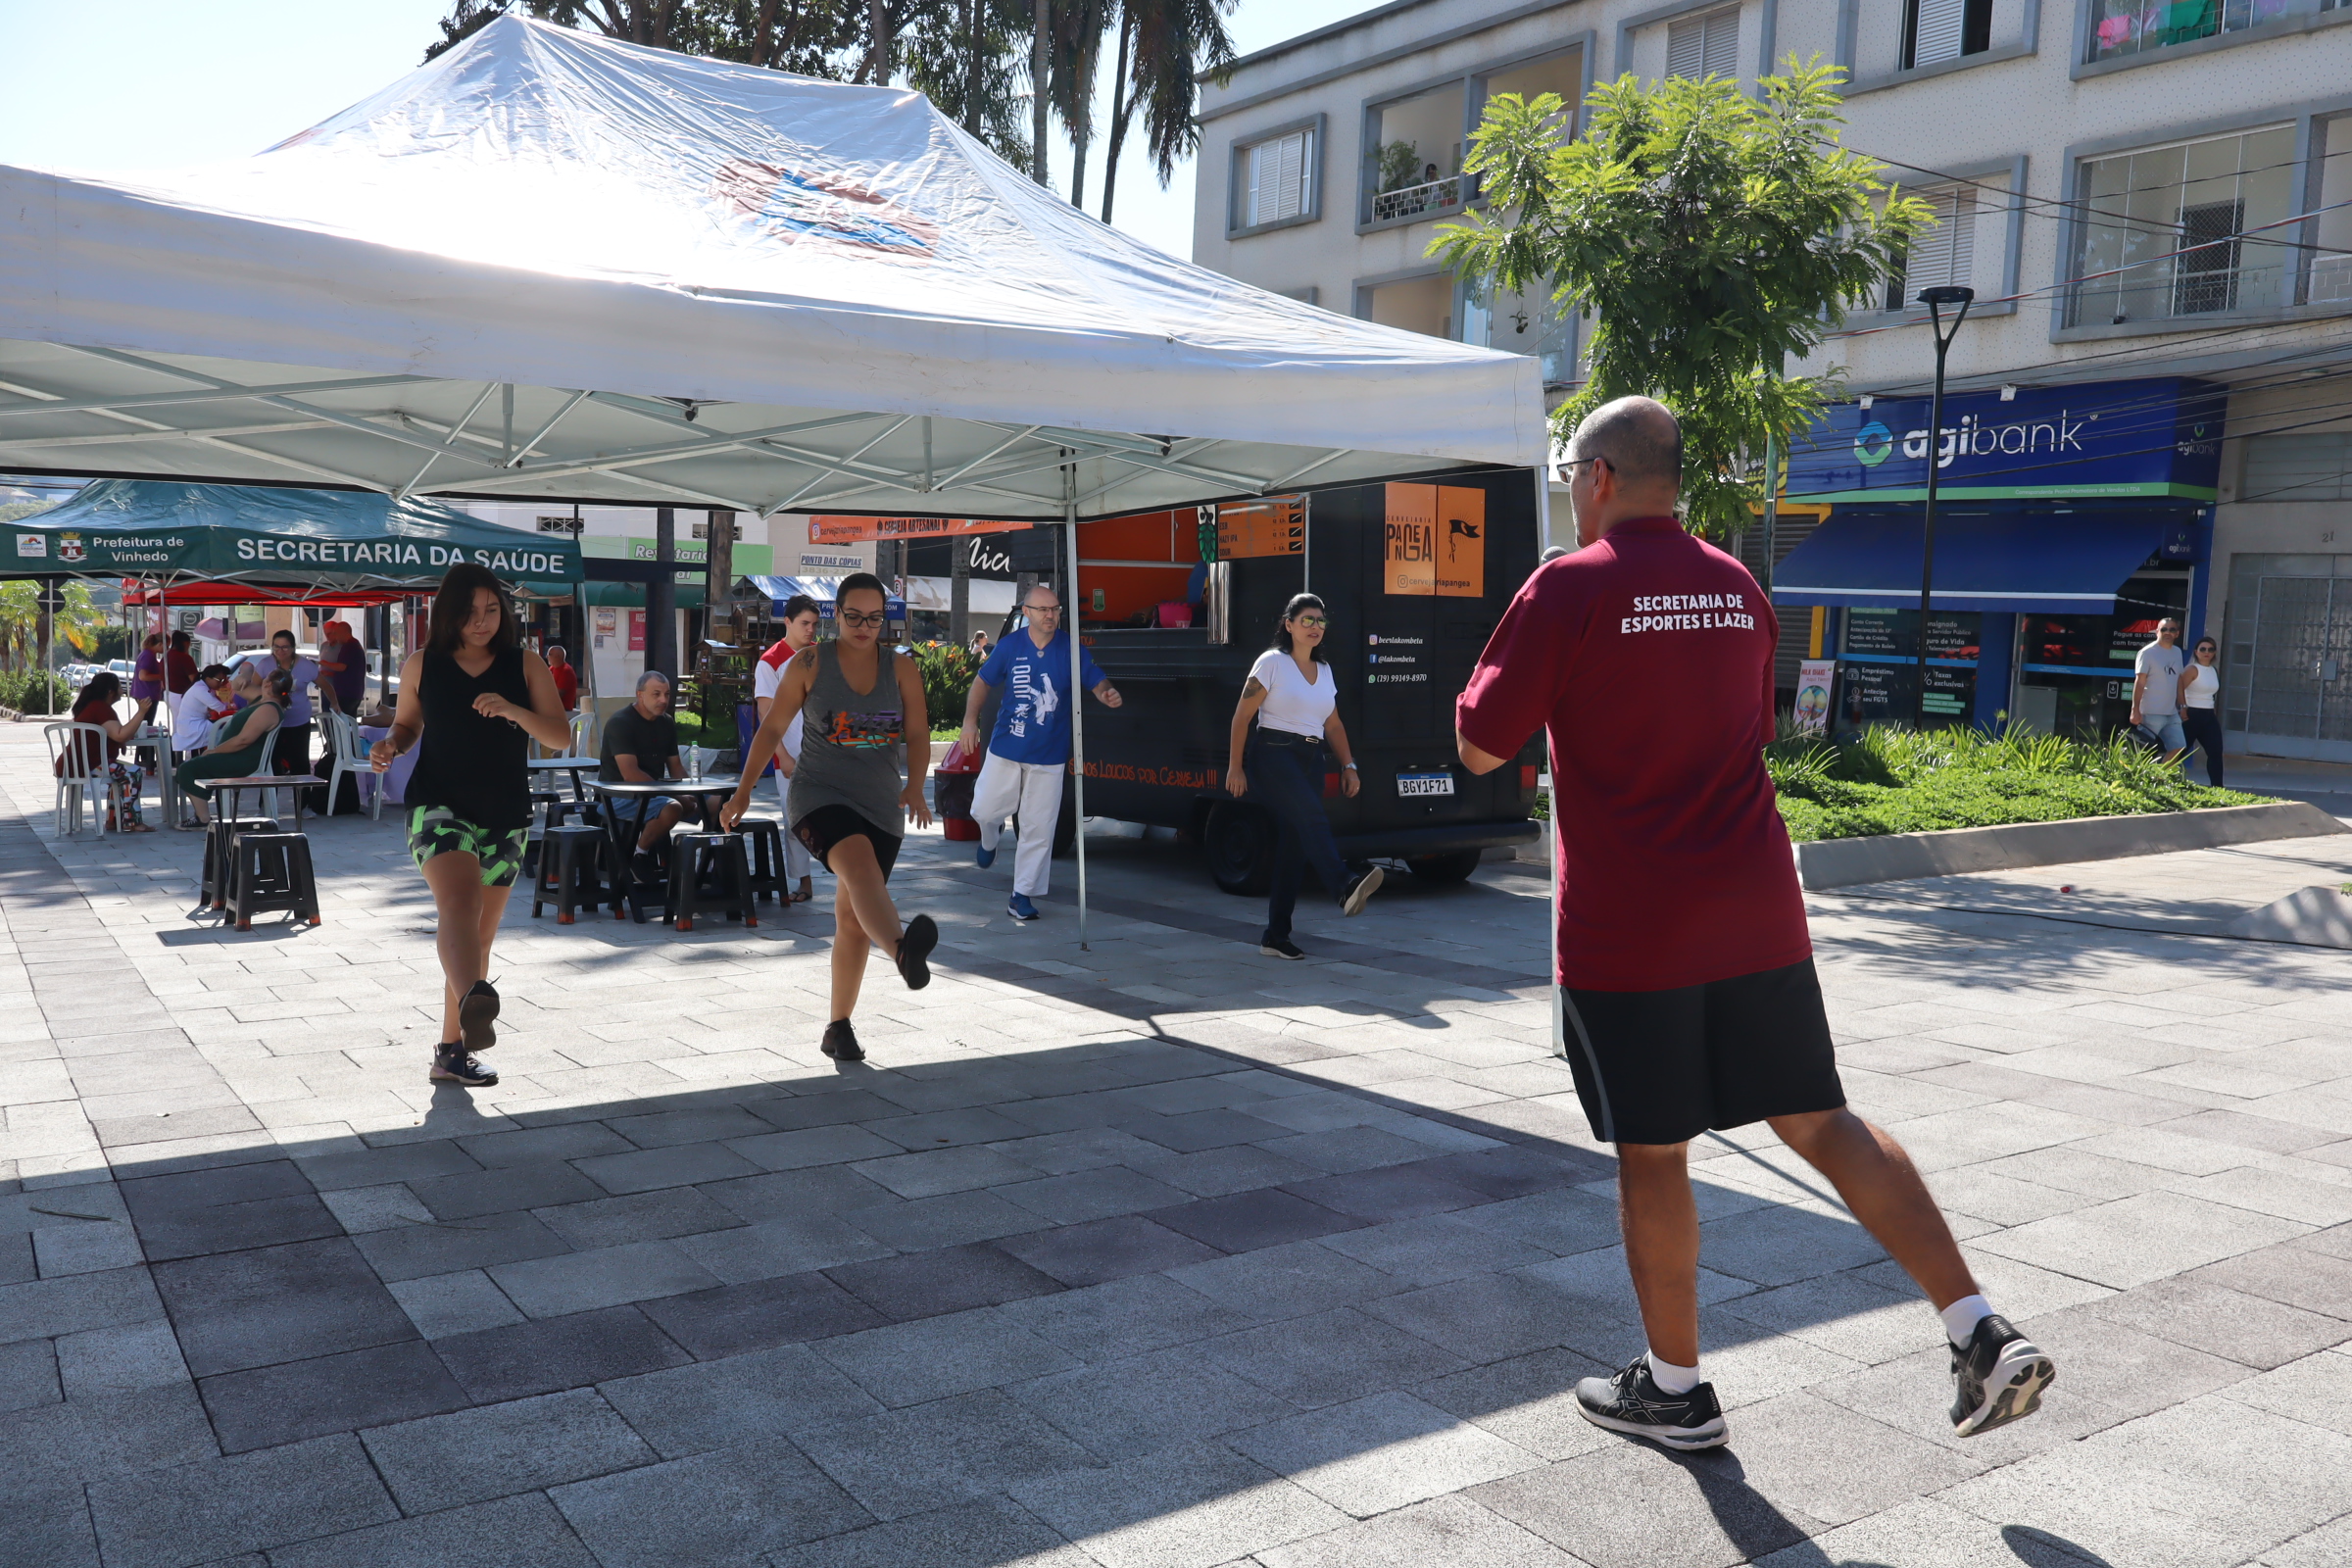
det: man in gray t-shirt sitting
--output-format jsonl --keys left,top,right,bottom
{"left": 2131, "top": 616, "right": 2186, "bottom": 760}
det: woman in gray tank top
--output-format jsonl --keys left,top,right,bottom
{"left": 724, "top": 574, "right": 937, "bottom": 1063}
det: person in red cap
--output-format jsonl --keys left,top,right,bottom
{"left": 1454, "top": 395, "right": 2053, "bottom": 1452}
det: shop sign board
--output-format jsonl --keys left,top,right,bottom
{"left": 1383, "top": 484, "right": 1486, "bottom": 597}
{"left": 1216, "top": 497, "right": 1304, "bottom": 561}
{"left": 1794, "top": 659, "right": 1835, "bottom": 733}
{"left": 1787, "top": 377, "right": 2226, "bottom": 502}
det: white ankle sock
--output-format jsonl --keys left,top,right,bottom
{"left": 1940, "top": 1294, "right": 1993, "bottom": 1348}
{"left": 1645, "top": 1350, "right": 1701, "bottom": 1396}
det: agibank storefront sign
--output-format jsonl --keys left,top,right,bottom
{"left": 1787, "top": 377, "right": 2227, "bottom": 503}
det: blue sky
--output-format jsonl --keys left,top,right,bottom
{"left": 0, "top": 0, "right": 1367, "bottom": 262}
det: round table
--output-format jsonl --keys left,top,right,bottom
{"left": 529, "top": 756, "right": 600, "bottom": 803}
{"left": 586, "top": 777, "right": 741, "bottom": 924}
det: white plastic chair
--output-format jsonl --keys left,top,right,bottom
{"left": 323, "top": 712, "right": 383, "bottom": 821}
{"left": 568, "top": 710, "right": 595, "bottom": 758}
{"left": 44, "top": 722, "right": 121, "bottom": 836}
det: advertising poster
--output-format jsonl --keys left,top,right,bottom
{"left": 627, "top": 610, "right": 646, "bottom": 653}
{"left": 1384, "top": 484, "right": 1484, "bottom": 597}
{"left": 1838, "top": 660, "right": 1974, "bottom": 728}
{"left": 1794, "top": 659, "right": 1835, "bottom": 733}
{"left": 807, "top": 514, "right": 1029, "bottom": 543}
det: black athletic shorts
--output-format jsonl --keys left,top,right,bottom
{"left": 1557, "top": 957, "right": 1845, "bottom": 1147}
{"left": 793, "top": 804, "right": 901, "bottom": 880}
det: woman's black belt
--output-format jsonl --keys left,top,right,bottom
{"left": 1256, "top": 729, "right": 1324, "bottom": 747}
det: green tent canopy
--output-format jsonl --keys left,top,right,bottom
{"left": 1, "top": 480, "right": 581, "bottom": 588}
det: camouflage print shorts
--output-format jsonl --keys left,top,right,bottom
{"left": 408, "top": 806, "right": 529, "bottom": 888}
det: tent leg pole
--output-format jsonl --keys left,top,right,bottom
{"left": 1063, "top": 464, "right": 1088, "bottom": 952}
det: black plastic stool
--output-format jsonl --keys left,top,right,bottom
{"left": 202, "top": 816, "right": 279, "bottom": 909}
{"left": 231, "top": 831, "right": 319, "bottom": 930}
{"left": 666, "top": 832, "right": 758, "bottom": 932}
{"left": 737, "top": 819, "right": 790, "bottom": 904}
{"left": 532, "top": 823, "right": 613, "bottom": 924}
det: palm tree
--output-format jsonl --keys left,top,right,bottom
{"left": 1052, "top": 0, "right": 1114, "bottom": 209}
{"left": 1100, "top": 0, "right": 1237, "bottom": 223}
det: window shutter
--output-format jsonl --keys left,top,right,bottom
{"left": 1277, "top": 131, "right": 1305, "bottom": 222}
{"left": 1906, "top": 184, "right": 1977, "bottom": 293}
{"left": 1668, "top": 8, "right": 1740, "bottom": 79}
{"left": 1912, "top": 0, "right": 1968, "bottom": 65}
{"left": 1242, "top": 129, "right": 1311, "bottom": 227}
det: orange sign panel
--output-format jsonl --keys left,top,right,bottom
{"left": 807, "top": 515, "right": 1031, "bottom": 544}
{"left": 1215, "top": 497, "right": 1304, "bottom": 560}
{"left": 1385, "top": 484, "right": 1485, "bottom": 598}
{"left": 1383, "top": 484, "right": 1436, "bottom": 596}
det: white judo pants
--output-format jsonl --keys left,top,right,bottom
{"left": 972, "top": 751, "right": 1063, "bottom": 898}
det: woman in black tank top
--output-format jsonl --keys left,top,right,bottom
{"left": 371, "top": 564, "right": 572, "bottom": 1088}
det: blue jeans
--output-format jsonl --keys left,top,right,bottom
{"left": 2139, "top": 713, "right": 2185, "bottom": 754}
{"left": 1250, "top": 734, "right": 1348, "bottom": 943}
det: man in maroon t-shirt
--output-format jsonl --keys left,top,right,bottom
{"left": 1456, "top": 397, "right": 2052, "bottom": 1451}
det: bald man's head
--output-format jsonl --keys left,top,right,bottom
{"left": 1571, "top": 396, "right": 1683, "bottom": 494}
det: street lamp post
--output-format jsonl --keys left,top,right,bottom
{"left": 1914, "top": 285, "right": 1975, "bottom": 730}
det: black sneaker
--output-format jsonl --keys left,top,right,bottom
{"left": 429, "top": 1046, "right": 498, "bottom": 1087}
{"left": 1341, "top": 865, "right": 1384, "bottom": 917}
{"left": 1260, "top": 937, "right": 1306, "bottom": 959}
{"left": 1950, "top": 1314, "right": 2054, "bottom": 1437}
{"left": 895, "top": 913, "right": 938, "bottom": 991}
{"left": 1575, "top": 1357, "right": 1729, "bottom": 1450}
{"left": 820, "top": 1018, "right": 865, "bottom": 1062}
{"left": 459, "top": 978, "right": 499, "bottom": 1054}
{"left": 631, "top": 848, "right": 662, "bottom": 885}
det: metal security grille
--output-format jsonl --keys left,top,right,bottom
{"left": 2240, "top": 575, "right": 2352, "bottom": 742}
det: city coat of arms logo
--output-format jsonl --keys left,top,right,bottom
{"left": 56, "top": 533, "right": 86, "bottom": 564}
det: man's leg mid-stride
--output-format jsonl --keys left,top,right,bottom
{"left": 1564, "top": 964, "right": 2056, "bottom": 1450}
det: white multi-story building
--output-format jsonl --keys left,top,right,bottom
{"left": 1195, "top": 0, "right": 2352, "bottom": 758}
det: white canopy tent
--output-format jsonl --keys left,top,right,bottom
{"left": 0, "top": 15, "right": 1547, "bottom": 942}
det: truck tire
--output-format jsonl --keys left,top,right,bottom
{"left": 1204, "top": 802, "right": 1275, "bottom": 896}
{"left": 1404, "top": 849, "right": 1484, "bottom": 885}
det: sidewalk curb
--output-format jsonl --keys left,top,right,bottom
{"left": 1794, "top": 801, "right": 2349, "bottom": 890}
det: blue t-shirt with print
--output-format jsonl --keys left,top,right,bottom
{"left": 980, "top": 628, "right": 1105, "bottom": 765}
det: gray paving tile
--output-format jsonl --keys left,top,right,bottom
{"left": 2188, "top": 1242, "right": 2352, "bottom": 1321}
{"left": 996, "top": 1214, "right": 1224, "bottom": 1287}
{"left": 0, "top": 1263, "right": 164, "bottom": 1344}
{"left": 1001, "top": 1273, "right": 1255, "bottom": 1361}
{"left": 1149, "top": 1190, "right": 1366, "bottom": 1254}
{"left": 1363, "top": 1268, "right": 1590, "bottom": 1364}
{"left": 360, "top": 1388, "right": 657, "bottom": 1511}
{"left": 765, "top": 1495, "right": 1095, "bottom": 1568}
{"left": 865, "top": 1107, "right": 1037, "bottom": 1152}
{"left": 574, "top": 1141, "right": 765, "bottom": 1194}
{"left": 740, "top": 1089, "right": 914, "bottom": 1132}
{"left": 1414, "top": 1347, "right": 1621, "bottom": 1461}
{"left": 795, "top": 1387, "right": 1102, "bottom": 1520}
{"left": 531, "top": 1187, "right": 748, "bottom": 1250}
{"left": 2219, "top": 1347, "right": 2352, "bottom": 1436}
{"left": 1228, "top": 1389, "right": 1543, "bottom": 1517}
{"left": 84, "top": 1433, "right": 398, "bottom": 1568}
{"left": 1008, "top": 1438, "right": 1349, "bottom": 1568}
{"left": 1316, "top": 1212, "right": 1553, "bottom": 1287}
{"left": 1255, "top": 1494, "right": 1587, "bottom": 1568}
{"left": 349, "top": 1207, "right": 574, "bottom": 1284}
{"left": 1167, "top": 1241, "right": 1405, "bottom": 1323}
{"left": 1122, "top": 1144, "right": 1331, "bottom": 1198}
{"left": 455, "top": 1122, "right": 636, "bottom": 1167}
{"left": 198, "top": 1339, "right": 470, "bottom": 1452}
{"left": 599, "top": 1342, "right": 885, "bottom": 1455}
{"left": 0, "top": 1384, "right": 220, "bottom": 1505}
{"left": 1008, "top": 1345, "right": 1302, "bottom": 1457}
{"left": 549, "top": 1435, "right": 871, "bottom": 1568}
{"left": 2263, "top": 1511, "right": 2352, "bottom": 1568}
{"left": 1748, "top": 1497, "right": 2094, "bottom": 1567}
{"left": 1971, "top": 1190, "right": 2311, "bottom": 1291}
{"left": 433, "top": 1304, "right": 692, "bottom": 1404}
{"left": 0, "top": 1333, "right": 59, "bottom": 1411}
{"left": 1258, "top": 1126, "right": 1439, "bottom": 1174}
{"left": 814, "top": 1305, "right": 1082, "bottom": 1407}
{"left": 153, "top": 1237, "right": 414, "bottom": 1378}
{"left": 262, "top": 1493, "right": 603, "bottom": 1568}
{"left": 673, "top": 1213, "right": 894, "bottom": 1282}
{"left": 2072, "top": 1274, "right": 2352, "bottom": 1370}
{"left": 293, "top": 1140, "right": 479, "bottom": 1193}
{"left": 488, "top": 1239, "right": 723, "bottom": 1317}
{"left": 997, "top": 1166, "right": 1195, "bottom": 1224}
{"left": 852, "top": 1145, "right": 1039, "bottom": 1199}
{"left": 1451, "top": 1189, "right": 1625, "bottom": 1255}
{"left": 825, "top": 1241, "right": 1064, "bottom": 1320}
{"left": 383, "top": 1269, "right": 524, "bottom": 1339}
{"left": 698, "top": 1162, "right": 906, "bottom": 1221}
{"left": 636, "top": 1270, "right": 888, "bottom": 1359}
{"left": 0, "top": 1488, "right": 100, "bottom": 1568}
{"left": 1200, "top": 1307, "right": 1472, "bottom": 1409}
{"left": 843, "top": 1190, "right": 1054, "bottom": 1250}
{"left": 608, "top": 1105, "right": 776, "bottom": 1149}
{"left": 1470, "top": 1443, "right": 1825, "bottom": 1568}
{"left": 1121, "top": 1108, "right": 1294, "bottom": 1153}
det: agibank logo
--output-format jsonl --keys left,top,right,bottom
{"left": 1853, "top": 421, "right": 1895, "bottom": 466}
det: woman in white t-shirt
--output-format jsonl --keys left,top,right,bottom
{"left": 1223, "top": 593, "right": 1382, "bottom": 959}
{"left": 2178, "top": 635, "right": 2225, "bottom": 787}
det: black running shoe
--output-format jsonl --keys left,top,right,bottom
{"left": 821, "top": 1018, "right": 864, "bottom": 1062}
{"left": 1575, "top": 1357, "right": 1729, "bottom": 1450}
{"left": 429, "top": 1046, "right": 498, "bottom": 1087}
{"left": 895, "top": 913, "right": 938, "bottom": 991}
{"left": 1260, "top": 937, "right": 1305, "bottom": 959}
{"left": 1341, "top": 865, "right": 1384, "bottom": 917}
{"left": 1949, "top": 1314, "right": 2054, "bottom": 1437}
{"left": 459, "top": 978, "right": 499, "bottom": 1054}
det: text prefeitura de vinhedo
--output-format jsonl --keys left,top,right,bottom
{"left": 1621, "top": 592, "right": 1758, "bottom": 635}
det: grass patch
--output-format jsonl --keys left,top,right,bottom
{"left": 1767, "top": 722, "right": 2271, "bottom": 843}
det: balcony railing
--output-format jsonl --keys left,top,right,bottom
{"left": 2087, "top": 0, "right": 2298, "bottom": 61}
{"left": 1371, "top": 173, "right": 1471, "bottom": 224}
{"left": 2066, "top": 258, "right": 2285, "bottom": 326}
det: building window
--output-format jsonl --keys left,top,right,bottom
{"left": 1902, "top": 0, "right": 1991, "bottom": 68}
{"left": 1666, "top": 7, "right": 1740, "bottom": 80}
{"left": 2241, "top": 430, "right": 2352, "bottom": 503}
{"left": 1367, "top": 82, "right": 1468, "bottom": 224}
{"left": 1886, "top": 184, "right": 1979, "bottom": 309}
{"left": 2066, "top": 125, "right": 2294, "bottom": 327}
{"left": 2087, "top": 0, "right": 2296, "bottom": 63}
{"left": 1236, "top": 126, "right": 1314, "bottom": 230}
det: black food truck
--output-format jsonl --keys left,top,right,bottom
{"left": 997, "top": 468, "right": 1545, "bottom": 896}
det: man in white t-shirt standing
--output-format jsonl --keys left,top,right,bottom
{"left": 755, "top": 594, "right": 824, "bottom": 903}
{"left": 957, "top": 584, "right": 1123, "bottom": 922}
{"left": 2130, "top": 616, "right": 2187, "bottom": 760}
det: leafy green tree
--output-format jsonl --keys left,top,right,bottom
{"left": 1098, "top": 0, "right": 1236, "bottom": 221}
{"left": 1430, "top": 62, "right": 1927, "bottom": 538}
{"left": 905, "top": 0, "right": 1040, "bottom": 176}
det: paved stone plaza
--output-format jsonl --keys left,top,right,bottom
{"left": 2, "top": 725, "right": 2349, "bottom": 1568}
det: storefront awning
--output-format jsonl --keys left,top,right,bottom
{"left": 739, "top": 574, "right": 906, "bottom": 618}
{"left": 1771, "top": 514, "right": 2167, "bottom": 613}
